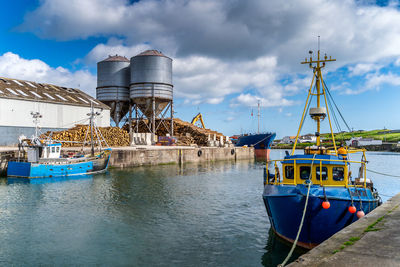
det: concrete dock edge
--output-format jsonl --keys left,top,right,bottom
{"left": 289, "top": 193, "right": 400, "bottom": 267}
{"left": 108, "top": 146, "right": 254, "bottom": 168}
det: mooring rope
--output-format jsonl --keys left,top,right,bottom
{"left": 278, "top": 154, "right": 316, "bottom": 267}
{"left": 366, "top": 168, "right": 400, "bottom": 178}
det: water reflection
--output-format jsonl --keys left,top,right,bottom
{"left": 7, "top": 174, "right": 94, "bottom": 184}
{"left": 261, "top": 229, "right": 307, "bottom": 266}
{"left": 0, "top": 151, "right": 398, "bottom": 266}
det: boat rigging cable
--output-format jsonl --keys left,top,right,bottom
{"left": 366, "top": 168, "right": 400, "bottom": 178}
{"left": 278, "top": 153, "right": 317, "bottom": 267}
{"left": 322, "top": 80, "right": 353, "bottom": 143}
{"left": 297, "top": 78, "right": 316, "bottom": 135}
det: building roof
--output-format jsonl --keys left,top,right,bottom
{"left": 0, "top": 77, "right": 110, "bottom": 110}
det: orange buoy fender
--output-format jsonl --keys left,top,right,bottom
{"left": 348, "top": 205, "right": 357, "bottom": 214}
{"left": 322, "top": 201, "right": 330, "bottom": 209}
{"left": 357, "top": 210, "right": 365, "bottom": 218}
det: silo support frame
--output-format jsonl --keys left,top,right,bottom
{"left": 128, "top": 102, "right": 132, "bottom": 142}
{"left": 130, "top": 101, "right": 174, "bottom": 136}
{"left": 171, "top": 101, "right": 174, "bottom": 136}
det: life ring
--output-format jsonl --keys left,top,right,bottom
{"left": 198, "top": 150, "right": 202, "bottom": 157}
{"left": 231, "top": 149, "right": 235, "bottom": 155}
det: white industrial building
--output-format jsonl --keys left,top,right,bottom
{"left": 0, "top": 77, "right": 110, "bottom": 145}
{"left": 346, "top": 137, "right": 382, "bottom": 147}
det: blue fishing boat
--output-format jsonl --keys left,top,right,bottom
{"left": 263, "top": 49, "right": 381, "bottom": 249}
{"left": 7, "top": 105, "right": 111, "bottom": 180}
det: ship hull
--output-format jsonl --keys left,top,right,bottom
{"left": 263, "top": 184, "right": 380, "bottom": 249}
{"left": 236, "top": 133, "right": 276, "bottom": 160}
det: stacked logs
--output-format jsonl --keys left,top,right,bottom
{"left": 41, "top": 118, "right": 225, "bottom": 147}
{"left": 125, "top": 118, "right": 224, "bottom": 146}
{"left": 40, "top": 125, "right": 130, "bottom": 147}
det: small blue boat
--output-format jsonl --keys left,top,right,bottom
{"left": 7, "top": 105, "right": 111, "bottom": 180}
{"left": 263, "top": 49, "right": 381, "bottom": 249}
{"left": 7, "top": 144, "right": 111, "bottom": 179}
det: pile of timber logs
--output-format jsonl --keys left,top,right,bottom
{"left": 40, "top": 125, "right": 130, "bottom": 147}
{"left": 125, "top": 118, "right": 225, "bottom": 146}
{"left": 41, "top": 118, "right": 225, "bottom": 147}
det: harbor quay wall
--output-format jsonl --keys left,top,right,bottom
{"left": 0, "top": 146, "right": 254, "bottom": 176}
{"left": 108, "top": 146, "right": 254, "bottom": 168}
{"left": 289, "top": 193, "right": 400, "bottom": 267}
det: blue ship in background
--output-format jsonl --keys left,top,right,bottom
{"left": 263, "top": 49, "right": 381, "bottom": 250}
{"left": 235, "top": 133, "right": 276, "bottom": 159}
{"left": 234, "top": 100, "right": 276, "bottom": 159}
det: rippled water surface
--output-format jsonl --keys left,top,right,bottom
{"left": 0, "top": 150, "right": 398, "bottom": 266}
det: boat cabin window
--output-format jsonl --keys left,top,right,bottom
{"left": 300, "top": 166, "right": 311, "bottom": 180}
{"left": 316, "top": 167, "right": 328, "bottom": 180}
{"left": 285, "top": 166, "right": 294, "bottom": 179}
{"left": 42, "top": 144, "right": 62, "bottom": 159}
{"left": 332, "top": 167, "right": 344, "bottom": 181}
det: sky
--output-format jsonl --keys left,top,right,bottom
{"left": 0, "top": 0, "right": 400, "bottom": 138}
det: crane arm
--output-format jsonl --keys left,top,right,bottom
{"left": 191, "top": 113, "right": 206, "bottom": 128}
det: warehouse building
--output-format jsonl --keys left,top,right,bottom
{"left": 0, "top": 77, "right": 110, "bottom": 145}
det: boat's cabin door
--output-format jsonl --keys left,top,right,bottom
{"left": 42, "top": 144, "right": 62, "bottom": 159}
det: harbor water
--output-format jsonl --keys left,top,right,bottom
{"left": 0, "top": 150, "right": 399, "bottom": 266}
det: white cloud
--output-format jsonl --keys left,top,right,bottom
{"left": 232, "top": 93, "right": 294, "bottom": 108}
{"left": 172, "top": 54, "right": 283, "bottom": 105}
{"left": 85, "top": 38, "right": 152, "bottom": 63}
{"left": 16, "top": 0, "right": 400, "bottom": 106}
{"left": 365, "top": 72, "right": 400, "bottom": 89}
{"left": 18, "top": 0, "right": 400, "bottom": 67}
{"left": 0, "top": 52, "right": 96, "bottom": 96}
{"left": 348, "top": 63, "right": 383, "bottom": 76}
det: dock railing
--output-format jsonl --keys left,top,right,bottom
{"left": 266, "top": 157, "right": 368, "bottom": 188}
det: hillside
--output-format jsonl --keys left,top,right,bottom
{"left": 320, "top": 129, "right": 400, "bottom": 143}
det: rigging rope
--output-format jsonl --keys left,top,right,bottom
{"left": 279, "top": 154, "right": 317, "bottom": 267}
{"left": 298, "top": 82, "right": 315, "bottom": 135}
{"left": 366, "top": 168, "right": 400, "bottom": 178}
{"left": 323, "top": 80, "right": 352, "bottom": 133}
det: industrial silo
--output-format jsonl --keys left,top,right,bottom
{"left": 96, "top": 55, "right": 130, "bottom": 127}
{"left": 130, "top": 50, "right": 173, "bottom": 135}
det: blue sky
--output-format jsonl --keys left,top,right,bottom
{"left": 1, "top": 0, "right": 400, "bottom": 138}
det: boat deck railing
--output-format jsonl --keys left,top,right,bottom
{"left": 266, "top": 157, "right": 368, "bottom": 188}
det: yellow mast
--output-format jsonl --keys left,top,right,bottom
{"left": 291, "top": 46, "right": 337, "bottom": 155}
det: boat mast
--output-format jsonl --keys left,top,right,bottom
{"left": 291, "top": 38, "right": 337, "bottom": 155}
{"left": 89, "top": 102, "right": 95, "bottom": 157}
{"left": 257, "top": 100, "right": 260, "bottom": 134}
{"left": 31, "top": 111, "right": 42, "bottom": 139}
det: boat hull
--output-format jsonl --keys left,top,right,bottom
{"left": 263, "top": 184, "right": 380, "bottom": 249}
{"left": 7, "top": 151, "right": 111, "bottom": 179}
{"left": 236, "top": 133, "right": 276, "bottom": 160}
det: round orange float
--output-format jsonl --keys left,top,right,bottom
{"left": 322, "top": 201, "right": 330, "bottom": 209}
{"left": 348, "top": 205, "right": 357, "bottom": 214}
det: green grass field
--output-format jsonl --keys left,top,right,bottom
{"left": 320, "top": 129, "right": 400, "bottom": 142}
